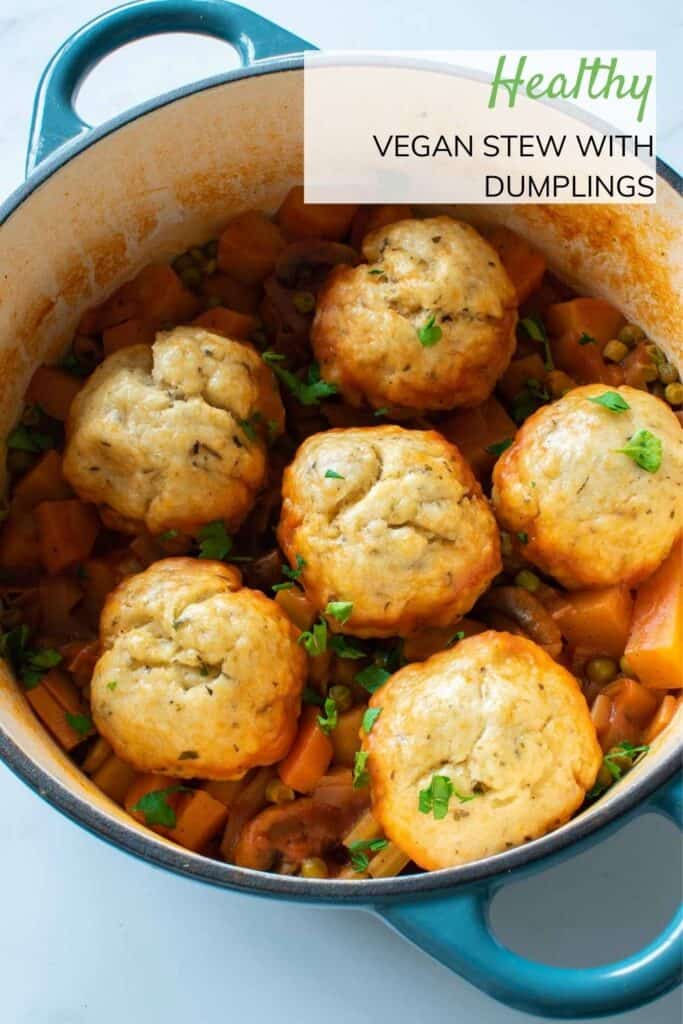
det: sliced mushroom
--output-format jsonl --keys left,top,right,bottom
{"left": 478, "top": 586, "right": 563, "bottom": 658}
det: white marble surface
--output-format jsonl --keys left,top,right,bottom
{"left": 0, "top": 2, "right": 681, "bottom": 1022}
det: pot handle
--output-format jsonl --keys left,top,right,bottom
{"left": 26, "top": 0, "right": 313, "bottom": 174}
{"left": 377, "top": 773, "right": 682, "bottom": 1018}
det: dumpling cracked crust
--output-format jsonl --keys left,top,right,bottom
{"left": 363, "top": 631, "right": 602, "bottom": 870}
{"left": 63, "top": 326, "right": 284, "bottom": 536}
{"left": 277, "top": 425, "right": 501, "bottom": 637}
{"left": 311, "top": 216, "right": 518, "bottom": 413}
{"left": 91, "top": 559, "right": 307, "bottom": 779}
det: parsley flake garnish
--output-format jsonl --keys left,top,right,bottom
{"left": 272, "top": 581, "right": 294, "bottom": 592}
{"left": 352, "top": 751, "right": 370, "bottom": 789}
{"left": 283, "top": 554, "right": 306, "bottom": 581}
{"left": 373, "top": 407, "right": 390, "bottom": 418}
{"left": 589, "top": 391, "right": 630, "bottom": 413}
{"left": 325, "top": 600, "right": 353, "bottom": 625}
{"left": 417, "top": 313, "right": 442, "bottom": 347}
{"left": 1, "top": 630, "right": 63, "bottom": 689}
{"left": 419, "top": 774, "right": 475, "bottom": 819}
{"left": 510, "top": 378, "right": 550, "bottom": 424}
{"left": 368, "top": 268, "right": 385, "bottom": 276}
{"left": 587, "top": 741, "right": 650, "bottom": 800}
{"left": 355, "top": 665, "right": 391, "bottom": 694}
{"left": 317, "top": 697, "right": 338, "bottom": 735}
{"left": 65, "top": 712, "right": 93, "bottom": 738}
{"left": 578, "top": 332, "right": 597, "bottom": 346}
{"left": 132, "top": 786, "right": 188, "bottom": 828}
{"left": 197, "top": 520, "right": 232, "bottom": 560}
{"left": 517, "top": 531, "right": 529, "bottom": 545}
{"left": 7, "top": 424, "right": 54, "bottom": 453}
{"left": 238, "top": 417, "right": 258, "bottom": 442}
{"left": 615, "top": 429, "right": 662, "bottom": 473}
{"left": 263, "top": 354, "right": 338, "bottom": 406}
{"left": 298, "top": 620, "right": 328, "bottom": 657}
{"left": 324, "top": 469, "right": 345, "bottom": 480}
{"left": 347, "top": 837, "right": 388, "bottom": 872}
{"left": 486, "top": 438, "right": 513, "bottom": 457}
{"left": 106, "top": 680, "right": 118, "bottom": 692}
{"left": 520, "top": 315, "right": 554, "bottom": 371}
{"left": 448, "top": 630, "right": 466, "bottom": 647}
{"left": 362, "top": 707, "right": 382, "bottom": 734}
{"left": 329, "top": 635, "right": 366, "bottom": 659}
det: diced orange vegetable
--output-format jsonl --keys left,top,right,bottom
{"left": 168, "top": 790, "right": 229, "bottom": 852}
{"left": 625, "top": 540, "right": 683, "bottom": 689}
{"left": 63, "top": 640, "right": 100, "bottom": 689}
{"left": 549, "top": 586, "right": 633, "bottom": 658}
{"left": 25, "top": 668, "right": 92, "bottom": 750}
{"left": 38, "top": 575, "right": 84, "bottom": 635}
{"left": 26, "top": 366, "right": 82, "bottom": 422}
{"left": 92, "top": 755, "right": 137, "bottom": 803}
{"left": 217, "top": 210, "right": 285, "bottom": 284}
{"left": 220, "top": 767, "right": 274, "bottom": 860}
{"left": 552, "top": 332, "right": 619, "bottom": 385}
{"left": 403, "top": 618, "right": 487, "bottom": 662}
{"left": 498, "top": 354, "right": 547, "bottom": 402}
{"left": 485, "top": 226, "right": 546, "bottom": 304}
{"left": 81, "top": 556, "right": 119, "bottom": 623}
{"left": 11, "top": 450, "right": 72, "bottom": 514}
{"left": 201, "top": 273, "right": 260, "bottom": 313}
{"left": 350, "top": 204, "right": 412, "bottom": 248}
{"left": 545, "top": 298, "right": 624, "bottom": 344}
{"left": 440, "top": 396, "right": 517, "bottom": 479}
{"left": 36, "top": 499, "right": 100, "bottom": 574}
{"left": 644, "top": 695, "right": 679, "bottom": 743}
{"left": 202, "top": 778, "right": 246, "bottom": 808}
{"left": 590, "top": 693, "right": 612, "bottom": 737}
{"left": 192, "top": 307, "right": 257, "bottom": 339}
{"left": 277, "top": 187, "right": 357, "bottom": 242}
{"left": 0, "top": 513, "right": 42, "bottom": 572}
{"left": 330, "top": 706, "right": 365, "bottom": 766}
{"left": 279, "top": 706, "right": 333, "bottom": 793}
{"left": 622, "top": 342, "right": 656, "bottom": 389}
{"left": 274, "top": 587, "right": 316, "bottom": 631}
{"left": 102, "top": 318, "right": 156, "bottom": 355}
{"left": 91, "top": 264, "right": 198, "bottom": 333}
{"left": 125, "top": 773, "right": 182, "bottom": 834}
{"left": 602, "top": 678, "right": 659, "bottom": 725}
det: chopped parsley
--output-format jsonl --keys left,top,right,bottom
{"left": 520, "top": 315, "right": 553, "bottom": 371}
{"left": 298, "top": 620, "right": 328, "bottom": 657}
{"left": 272, "top": 581, "right": 294, "bottom": 592}
{"left": 578, "top": 332, "right": 597, "bottom": 346}
{"left": 355, "top": 665, "right": 391, "bottom": 694}
{"left": 510, "top": 379, "right": 550, "bottom": 424}
{"left": 324, "top": 469, "right": 345, "bottom": 480}
{"left": 65, "top": 712, "right": 93, "bottom": 738}
{"left": 417, "top": 313, "right": 442, "bottom": 347}
{"left": 517, "top": 531, "right": 529, "bottom": 545}
{"left": 283, "top": 554, "right": 306, "bottom": 582}
{"left": 615, "top": 429, "right": 662, "bottom": 473}
{"left": 0, "top": 628, "right": 63, "bottom": 689}
{"left": 587, "top": 741, "right": 650, "bottom": 799}
{"left": 197, "top": 520, "right": 232, "bottom": 560}
{"left": 347, "top": 837, "right": 388, "bottom": 872}
{"left": 362, "top": 707, "right": 382, "bottom": 734}
{"left": 352, "top": 750, "right": 370, "bottom": 789}
{"left": 263, "top": 354, "right": 338, "bottom": 406}
{"left": 589, "top": 391, "right": 630, "bottom": 413}
{"left": 328, "top": 635, "right": 365, "bottom": 660}
{"left": 419, "top": 774, "right": 475, "bottom": 819}
{"left": 132, "top": 786, "right": 187, "bottom": 828}
{"left": 368, "top": 268, "right": 385, "bottom": 276}
{"left": 106, "top": 680, "right": 118, "bottom": 692}
{"left": 238, "top": 416, "right": 258, "bottom": 442}
{"left": 7, "top": 424, "right": 54, "bottom": 453}
{"left": 159, "top": 529, "right": 179, "bottom": 542}
{"left": 374, "top": 407, "right": 390, "bottom": 418}
{"left": 317, "top": 697, "right": 338, "bottom": 735}
{"left": 448, "top": 630, "right": 466, "bottom": 647}
{"left": 485, "top": 438, "right": 513, "bottom": 457}
{"left": 325, "top": 600, "right": 353, "bottom": 625}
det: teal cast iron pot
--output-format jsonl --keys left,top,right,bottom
{"left": 0, "top": 1, "right": 681, "bottom": 1016}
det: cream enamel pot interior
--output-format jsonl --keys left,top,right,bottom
{"left": 0, "top": 2, "right": 681, "bottom": 1017}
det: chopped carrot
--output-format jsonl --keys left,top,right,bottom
{"left": 622, "top": 342, "right": 656, "bottom": 389}
{"left": 545, "top": 298, "right": 624, "bottom": 343}
{"left": 38, "top": 575, "right": 84, "bottom": 635}
{"left": 279, "top": 706, "right": 333, "bottom": 793}
{"left": 625, "top": 540, "right": 683, "bottom": 689}
{"left": 102, "top": 318, "right": 156, "bottom": 356}
{"left": 217, "top": 210, "right": 285, "bottom": 284}
{"left": 440, "top": 396, "right": 517, "bottom": 479}
{"left": 403, "top": 618, "right": 487, "bottom": 661}
{"left": 0, "top": 513, "right": 42, "bottom": 572}
{"left": 644, "top": 695, "right": 679, "bottom": 743}
{"left": 275, "top": 587, "right": 316, "bottom": 631}
{"left": 350, "top": 204, "right": 412, "bottom": 248}
{"left": 330, "top": 707, "right": 365, "bottom": 766}
{"left": 201, "top": 273, "right": 260, "bottom": 313}
{"left": 26, "top": 366, "right": 82, "bottom": 422}
{"left": 602, "top": 678, "right": 659, "bottom": 725}
{"left": 192, "top": 307, "right": 257, "bottom": 339}
{"left": 92, "top": 264, "right": 198, "bottom": 333}
{"left": 550, "top": 586, "right": 633, "bottom": 658}
{"left": 92, "top": 755, "right": 137, "bottom": 803}
{"left": 498, "top": 354, "right": 547, "bottom": 402}
{"left": 485, "top": 226, "right": 546, "bottom": 304}
{"left": 11, "top": 450, "right": 72, "bottom": 514}
{"left": 202, "top": 778, "right": 246, "bottom": 808}
{"left": 125, "top": 773, "right": 183, "bottom": 835}
{"left": 25, "top": 668, "right": 93, "bottom": 750}
{"left": 277, "top": 186, "right": 357, "bottom": 241}
{"left": 552, "top": 332, "right": 619, "bottom": 385}
{"left": 168, "top": 790, "right": 229, "bottom": 852}
{"left": 81, "top": 556, "right": 119, "bottom": 623}
{"left": 36, "top": 499, "right": 100, "bottom": 574}
{"left": 590, "top": 692, "right": 612, "bottom": 737}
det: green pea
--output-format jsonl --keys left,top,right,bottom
{"left": 180, "top": 266, "right": 203, "bottom": 289}
{"left": 514, "top": 569, "right": 541, "bottom": 593}
{"left": 292, "top": 291, "right": 316, "bottom": 315}
{"left": 300, "top": 857, "right": 328, "bottom": 879}
{"left": 585, "top": 657, "right": 619, "bottom": 685}
{"left": 328, "top": 684, "right": 353, "bottom": 712}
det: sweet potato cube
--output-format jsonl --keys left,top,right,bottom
{"left": 278, "top": 706, "right": 333, "bottom": 793}
{"left": 217, "top": 210, "right": 285, "bottom": 284}
{"left": 36, "top": 499, "right": 100, "bottom": 574}
{"left": 26, "top": 669, "right": 93, "bottom": 750}
{"left": 0, "top": 513, "right": 42, "bottom": 572}
{"left": 92, "top": 756, "right": 137, "bottom": 804}
{"left": 169, "top": 790, "right": 229, "bottom": 851}
{"left": 192, "top": 307, "right": 257, "bottom": 339}
{"left": 26, "top": 366, "right": 82, "bottom": 421}
{"left": 11, "top": 450, "right": 72, "bottom": 514}
{"left": 440, "top": 396, "right": 516, "bottom": 479}
{"left": 200, "top": 273, "right": 260, "bottom": 313}
{"left": 330, "top": 707, "right": 365, "bottom": 767}
{"left": 550, "top": 586, "right": 633, "bottom": 658}
{"left": 486, "top": 226, "right": 546, "bottom": 304}
{"left": 277, "top": 186, "right": 357, "bottom": 241}
{"left": 102, "top": 318, "right": 156, "bottom": 355}
{"left": 545, "top": 298, "right": 624, "bottom": 343}
{"left": 625, "top": 541, "right": 683, "bottom": 689}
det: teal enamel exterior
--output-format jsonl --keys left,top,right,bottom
{"left": 6, "top": 1, "right": 682, "bottom": 1016}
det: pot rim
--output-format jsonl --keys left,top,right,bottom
{"left": 0, "top": 53, "right": 681, "bottom": 902}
